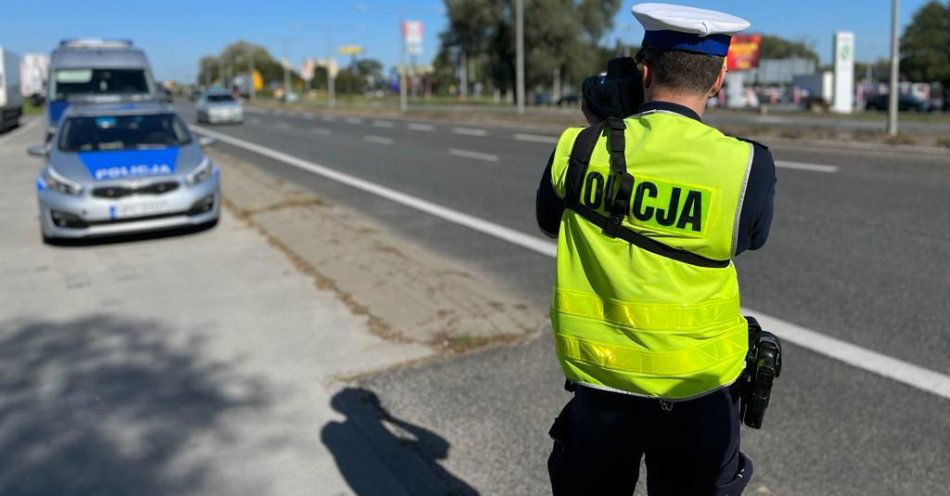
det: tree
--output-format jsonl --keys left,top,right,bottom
{"left": 758, "top": 35, "right": 819, "bottom": 62}
{"left": 901, "top": 0, "right": 950, "bottom": 86}
{"left": 438, "top": 0, "right": 622, "bottom": 100}
{"left": 196, "top": 41, "right": 302, "bottom": 89}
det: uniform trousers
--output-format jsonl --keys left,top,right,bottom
{"left": 547, "top": 382, "right": 752, "bottom": 495}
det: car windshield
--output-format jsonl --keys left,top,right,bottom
{"left": 58, "top": 113, "right": 192, "bottom": 152}
{"left": 206, "top": 94, "right": 236, "bottom": 103}
{"left": 51, "top": 68, "right": 150, "bottom": 100}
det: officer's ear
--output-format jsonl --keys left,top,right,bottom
{"left": 641, "top": 62, "right": 654, "bottom": 91}
{"left": 708, "top": 66, "right": 727, "bottom": 98}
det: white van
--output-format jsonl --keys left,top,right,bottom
{"left": 46, "top": 39, "right": 156, "bottom": 138}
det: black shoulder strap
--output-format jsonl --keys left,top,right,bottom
{"left": 562, "top": 119, "right": 731, "bottom": 269}
{"left": 565, "top": 123, "right": 604, "bottom": 208}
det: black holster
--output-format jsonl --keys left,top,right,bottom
{"left": 739, "top": 316, "right": 782, "bottom": 429}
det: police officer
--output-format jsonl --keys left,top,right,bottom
{"left": 536, "top": 3, "right": 776, "bottom": 495}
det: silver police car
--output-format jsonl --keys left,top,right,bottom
{"left": 30, "top": 101, "right": 220, "bottom": 241}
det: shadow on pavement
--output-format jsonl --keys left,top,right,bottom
{"left": 43, "top": 220, "right": 219, "bottom": 248}
{"left": 322, "top": 387, "right": 479, "bottom": 496}
{"left": 0, "top": 314, "right": 268, "bottom": 495}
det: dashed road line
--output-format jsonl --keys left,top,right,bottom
{"left": 514, "top": 133, "right": 559, "bottom": 144}
{"left": 449, "top": 148, "right": 498, "bottom": 162}
{"left": 409, "top": 123, "right": 435, "bottom": 132}
{"left": 345, "top": 117, "right": 364, "bottom": 125}
{"left": 247, "top": 117, "right": 262, "bottom": 125}
{"left": 303, "top": 113, "right": 316, "bottom": 120}
{"left": 775, "top": 161, "right": 839, "bottom": 173}
{"left": 276, "top": 121, "right": 291, "bottom": 129}
{"left": 193, "top": 123, "right": 950, "bottom": 402}
{"left": 373, "top": 120, "right": 395, "bottom": 128}
{"left": 322, "top": 115, "right": 338, "bottom": 122}
{"left": 452, "top": 127, "right": 488, "bottom": 137}
{"left": 364, "top": 135, "right": 394, "bottom": 145}
{"left": 311, "top": 128, "right": 332, "bottom": 136}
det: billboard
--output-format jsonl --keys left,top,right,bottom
{"left": 402, "top": 20, "right": 424, "bottom": 56}
{"left": 726, "top": 34, "right": 763, "bottom": 71}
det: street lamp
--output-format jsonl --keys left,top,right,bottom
{"left": 515, "top": 0, "right": 525, "bottom": 115}
{"left": 887, "top": 0, "right": 900, "bottom": 136}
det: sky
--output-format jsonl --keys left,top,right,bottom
{"left": 1, "top": 0, "right": 933, "bottom": 82}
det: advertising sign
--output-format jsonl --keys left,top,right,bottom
{"left": 832, "top": 31, "right": 855, "bottom": 113}
{"left": 337, "top": 45, "right": 364, "bottom": 57}
{"left": 402, "top": 20, "right": 424, "bottom": 56}
{"left": 726, "top": 34, "right": 763, "bottom": 71}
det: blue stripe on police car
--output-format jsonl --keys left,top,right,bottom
{"left": 79, "top": 147, "right": 179, "bottom": 181}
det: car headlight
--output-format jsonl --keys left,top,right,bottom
{"left": 186, "top": 158, "right": 217, "bottom": 186}
{"left": 40, "top": 166, "right": 83, "bottom": 196}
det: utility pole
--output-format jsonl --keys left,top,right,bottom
{"left": 399, "top": 21, "right": 408, "bottom": 112}
{"left": 515, "top": 0, "right": 525, "bottom": 114}
{"left": 326, "top": 32, "right": 336, "bottom": 109}
{"left": 887, "top": 0, "right": 900, "bottom": 136}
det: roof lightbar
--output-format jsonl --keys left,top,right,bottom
{"left": 59, "top": 39, "right": 134, "bottom": 49}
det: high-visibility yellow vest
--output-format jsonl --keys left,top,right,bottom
{"left": 549, "top": 110, "right": 754, "bottom": 399}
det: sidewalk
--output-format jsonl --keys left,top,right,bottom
{"left": 0, "top": 121, "right": 459, "bottom": 495}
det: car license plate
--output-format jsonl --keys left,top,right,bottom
{"left": 113, "top": 200, "right": 169, "bottom": 219}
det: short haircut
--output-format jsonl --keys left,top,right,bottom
{"left": 639, "top": 48, "right": 724, "bottom": 95}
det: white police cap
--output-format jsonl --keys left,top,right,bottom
{"left": 632, "top": 3, "right": 751, "bottom": 56}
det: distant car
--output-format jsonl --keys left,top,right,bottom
{"left": 533, "top": 93, "right": 553, "bottom": 106}
{"left": 557, "top": 94, "right": 580, "bottom": 107}
{"left": 280, "top": 91, "right": 298, "bottom": 103}
{"left": 865, "top": 93, "right": 935, "bottom": 112}
{"left": 29, "top": 101, "right": 219, "bottom": 242}
{"left": 156, "top": 85, "right": 173, "bottom": 103}
{"left": 196, "top": 90, "right": 243, "bottom": 124}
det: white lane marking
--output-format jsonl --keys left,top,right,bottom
{"left": 364, "top": 135, "right": 394, "bottom": 145}
{"left": 303, "top": 114, "right": 316, "bottom": 120}
{"left": 311, "top": 127, "right": 332, "bottom": 136}
{"left": 743, "top": 310, "right": 950, "bottom": 400}
{"left": 373, "top": 120, "right": 394, "bottom": 128}
{"left": 191, "top": 123, "right": 950, "bottom": 401}
{"left": 248, "top": 117, "right": 262, "bottom": 125}
{"left": 409, "top": 123, "right": 435, "bottom": 132}
{"left": 192, "top": 124, "right": 554, "bottom": 256}
{"left": 452, "top": 127, "right": 488, "bottom": 137}
{"left": 514, "top": 133, "right": 558, "bottom": 144}
{"left": 345, "top": 117, "right": 364, "bottom": 125}
{"left": 322, "top": 115, "right": 338, "bottom": 122}
{"left": 449, "top": 148, "right": 499, "bottom": 162}
{"left": 775, "top": 161, "right": 839, "bottom": 173}
{"left": 0, "top": 118, "right": 40, "bottom": 145}
{"left": 276, "top": 121, "right": 291, "bottom": 129}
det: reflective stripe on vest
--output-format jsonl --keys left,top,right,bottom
{"left": 549, "top": 111, "right": 753, "bottom": 399}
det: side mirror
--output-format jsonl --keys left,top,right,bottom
{"left": 27, "top": 144, "right": 49, "bottom": 157}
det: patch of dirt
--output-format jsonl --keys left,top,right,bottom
{"left": 211, "top": 148, "right": 544, "bottom": 355}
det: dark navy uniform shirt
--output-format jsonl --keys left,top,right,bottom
{"left": 536, "top": 101, "right": 776, "bottom": 255}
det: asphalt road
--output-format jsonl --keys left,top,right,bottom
{"left": 182, "top": 102, "right": 950, "bottom": 495}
